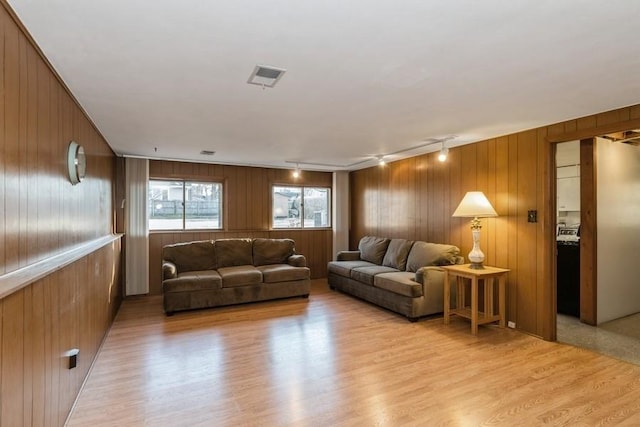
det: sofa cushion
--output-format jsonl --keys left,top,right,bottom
{"left": 374, "top": 272, "right": 424, "bottom": 298}
{"left": 217, "top": 265, "right": 263, "bottom": 287}
{"left": 382, "top": 239, "right": 414, "bottom": 270}
{"left": 253, "top": 238, "right": 295, "bottom": 266}
{"left": 358, "top": 236, "right": 391, "bottom": 265}
{"left": 328, "top": 260, "right": 375, "bottom": 278}
{"left": 163, "top": 270, "right": 222, "bottom": 293}
{"left": 163, "top": 240, "right": 216, "bottom": 273}
{"left": 215, "top": 239, "right": 253, "bottom": 268}
{"left": 406, "top": 242, "right": 460, "bottom": 272}
{"left": 257, "top": 264, "right": 310, "bottom": 283}
{"left": 351, "top": 265, "right": 399, "bottom": 286}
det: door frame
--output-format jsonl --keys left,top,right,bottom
{"left": 578, "top": 139, "right": 597, "bottom": 325}
{"left": 549, "top": 139, "right": 597, "bottom": 336}
{"left": 545, "top": 118, "right": 640, "bottom": 340}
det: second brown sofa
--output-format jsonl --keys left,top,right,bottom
{"left": 162, "top": 238, "right": 310, "bottom": 315}
{"left": 328, "top": 236, "right": 462, "bottom": 321}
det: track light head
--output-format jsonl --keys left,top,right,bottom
{"left": 438, "top": 143, "right": 449, "bottom": 162}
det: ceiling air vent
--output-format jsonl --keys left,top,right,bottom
{"left": 200, "top": 150, "right": 216, "bottom": 156}
{"left": 247, "top": 65, "right": 287, "bottom": 88}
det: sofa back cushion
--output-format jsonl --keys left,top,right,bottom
{"left": 382, "top": 239, "right": 414, "bottom": 270}
{"left": 215, "top": 238, "right": 253, "bottom": 268}
{"left": 358, "top": 236, "right": 391, "bottom": 265}
{"left": 163, "top": 240, "right": 216, "bottom": 273}
{"left": 253, "top": 238, "right": 295, "bottom": 266}
{"left": 406, "top": 242, "right": 460, "bottom": 272}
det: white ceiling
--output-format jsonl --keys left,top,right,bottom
{"left": 7, "top": 0, "right": 640, "bottom": 171}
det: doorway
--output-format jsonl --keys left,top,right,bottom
{"left": 554, "top": 133, "right": 640, "bottom": 365}
{"left": 555, "top": 140, "right": 581, "bottom": 317}
{"left": 553, "top": 139, "right": 596, "bottom": 325}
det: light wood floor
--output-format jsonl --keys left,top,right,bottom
{"left": 67, "top": 280, "right": 640, "bottom": 426}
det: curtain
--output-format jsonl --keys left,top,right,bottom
{"left": 332, "top": 171, "right": 350, "bottom": 254}
{"left": 125, "top": 157, "right": 149, "bottom": 295}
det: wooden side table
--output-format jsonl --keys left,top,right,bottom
{"left": 442, "top": 264, "right": 510, "bottom": 335}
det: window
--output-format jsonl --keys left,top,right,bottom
{"left": 272, "top": 185, "right": 331, "bottom": 228}
{"left": 149, "top": 180, "right": 222, "bottom": 230}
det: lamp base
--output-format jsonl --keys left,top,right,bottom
{"left": 469, "top": 261, "right": 485, "bottom": 270}
{"left": 468, "top": 229, "right": 485, "bottom": 270}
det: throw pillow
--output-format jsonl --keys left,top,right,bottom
{"left": 358, "top": 236, "right": 391, "bottom": 265}
{"left": 382, "top": 239, "right": 414, "bottom": 270}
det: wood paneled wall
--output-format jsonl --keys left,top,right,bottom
{"left": 0, "top": 4, "right": 115, "bottom": 276}
{"left": 148, "top": 160, "right": 333, "bottom": 295}
{"left": 350, "top": 104, "right": 640, "bottom": 339}
{"left": 0, "top": 241, "right": 122, "bottom": 427}
{"left": 0, "top": 3, "right": 122, "bottom": 426}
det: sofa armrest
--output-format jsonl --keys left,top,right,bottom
{"left": 336, "top": 251, "right": 361, "bottom": 261}
{"left": 163, "top": 261, "right": 178, "bottom": 280}
{"left": 415, "top": 266, "right": 440, "bottom": 284}
{"left": 288, "top": 254, "right": 307, "bottom": 267}
{"left": 418, "top": 266, "right": 457, "bottom": 309}
{"left": 414, "top": 256, "right": 464, "bottom": 283}
{"left": 418, "top": 266, "right": 445, "bottom": 302}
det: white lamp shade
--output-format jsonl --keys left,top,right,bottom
{"left": 452, "top": 191, "right": 498, "bottom": 218}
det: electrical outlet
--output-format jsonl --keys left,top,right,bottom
{"left": 507, "top": 321, "right": 516, "bottom": 329}
{"left": 67, "top": 348, "right": 79, "bottom": 369}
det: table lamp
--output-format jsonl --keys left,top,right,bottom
{"left": 452, "top": 191, "right": 498, "bottom": 269}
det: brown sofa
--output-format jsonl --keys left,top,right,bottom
{"left": 162, "top": 238, "right": 310, "bottom": 314}
{"left": 327, "top": 236, "right": 462, "bottom": 321}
